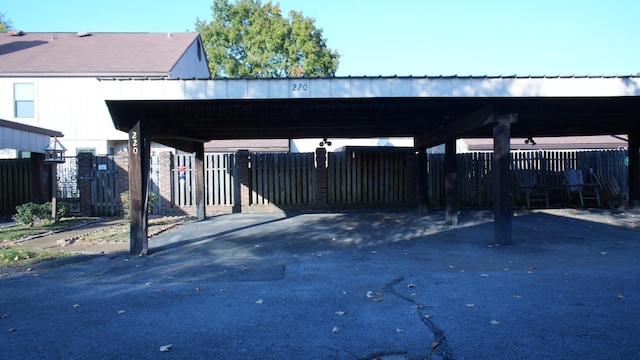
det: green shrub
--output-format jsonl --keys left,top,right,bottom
{"left": 13, "top": 203, "right": 48, "bottom": 226}
{"left": 12, "top": 202, "right": 69, "bottom": 226}
{"left": 120, "top": 190, "right": 157, "bottom": 220}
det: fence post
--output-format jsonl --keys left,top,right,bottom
{"left": 77, "top": 152, "right": 94, "bottom": 216}
{"left": 235, "top": 150, "right": 251, "bottom": 213}
{"left": 315, "top": 148, "right": 328, "bottom": 208}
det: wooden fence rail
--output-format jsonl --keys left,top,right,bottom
{"left": 0, "top": 159, "right": 31, "bottom": 214}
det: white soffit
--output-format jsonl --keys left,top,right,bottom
{"left": 101, "top": 76, "right": 640, "bottom": 101}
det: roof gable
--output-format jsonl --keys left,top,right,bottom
{"left": 0, "top": 32, "right": 203, "bottom": 77}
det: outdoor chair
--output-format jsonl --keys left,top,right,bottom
{"left": 592, "top": 172, "right": 628, "bottom": 208}
{"left": 515, "top": 171, "right": 549, "bottom": 208}
{"left": 564, "top": 169, "right": 601, "bottom": 207}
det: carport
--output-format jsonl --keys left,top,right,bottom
{"left": 104, "top": 75, "right": 640, "bottom": 255}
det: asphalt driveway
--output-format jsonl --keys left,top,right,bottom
{"left": 1, "top": 209, "right": 639, "bottom": 359}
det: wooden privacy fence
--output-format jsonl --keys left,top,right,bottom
{"left": 250, "top": 152, "right": 315, "bottom": 206}
{"left": 427, "top": 149, "right": 628, "bottom": 208}
{"left": 172, "top": 153, "right": 237, "bottom": 207}
{"left": 0, "top": 159, "right": 30, "bottom": 214}
{"left": 328, "top": 151, "right": 406, "bottom": 205}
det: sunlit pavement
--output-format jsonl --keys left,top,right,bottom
{"left": 1, "top": 209, "right": 639, "bottom": 359}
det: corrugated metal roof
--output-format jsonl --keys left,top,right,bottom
{"left": 0, "top": 32, "right": 202, "bottom": 77}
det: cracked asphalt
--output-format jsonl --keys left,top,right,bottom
{"left": 1, "top": 209, "right": 639, "bottom": 359}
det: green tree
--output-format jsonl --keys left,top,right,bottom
{"left": 0, "top": 12, "right": 12, "bottom": 32}
{"left": 196, "top": 0, "right": 339, "bottom": 77}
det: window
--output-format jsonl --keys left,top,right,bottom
{"left": 14, "top": 83, "right": 34, "bottom": 118}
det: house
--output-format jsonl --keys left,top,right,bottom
{"left": 0, "top": 31, "right": 210, "bottom": 156}
{"left": 0, "top": 118, "right": 63, "bottom": 213}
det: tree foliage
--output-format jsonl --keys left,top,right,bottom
{"left": 196, "top": 0, "right": 339, "bottom": 77}
{"left": 0, "top": 12, "right": 12, "bottom": 32}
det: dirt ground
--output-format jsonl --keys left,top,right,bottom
{"left": 9, "top": 217, "right": 188, "bottom": 256}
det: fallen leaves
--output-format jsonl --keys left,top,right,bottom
{"left": 366, "top": 290, "right": 383, "bottom": 302}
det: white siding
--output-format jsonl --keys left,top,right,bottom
{"left": 169, "top": 39, "right": 211, "bottom": 79}
{"left": 0, "top": 77, "right": 126, "bottom": 155}
{"left": 0, "top": 125, "right": 51, "bottom": 153}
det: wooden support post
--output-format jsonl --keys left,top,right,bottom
{"left": 445, "top": 139, "right": 458, "bottom": 225}
{"left": 50, "top": 163, "right": 57, "bottom": 224}
{"left": 493, "top": 114, "right": 516, "bottom": 245}
{"left": 628, "top": 131, "right": 640, "bottom": 208}
{"left": 235, "top": 150, "right": 250, "bottom": 213}
{"left": 195, "top": 144, "right": 206, "bottom": 220}
{"left": 417, "top": 147, "right": 428, "bottom": 213}
{"left": 128, "top": 121, "right": 150, "bottom": 256}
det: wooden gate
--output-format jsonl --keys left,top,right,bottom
{"left": 91, "top": 156, "right": 118, "bottom": 216}
{"left": 250, "top": 152, "right": 315, "bottom": 206}
{"left": 328, "top": 151, "right": 406, "bottom": 205}
{"left": 172, "top": 153, "right": 237, "bottom": 207}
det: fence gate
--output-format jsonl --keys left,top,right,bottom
{"left": 92, "top": 155, "right": 118, "bottom": 216}
{"left": 57, "top": 156, "right": 81, "bottom": 214}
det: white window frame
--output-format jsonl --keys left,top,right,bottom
{"left": 14, "top": 83, "right": 35, "bottom": 118}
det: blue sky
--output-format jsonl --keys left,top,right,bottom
{"left": 3, "top": 0, "right": 639, "bottom": 76}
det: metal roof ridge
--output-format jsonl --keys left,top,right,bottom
{"left": 97, "top": 74, "right": 640, "bottom": 81}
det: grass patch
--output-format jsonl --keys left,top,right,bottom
{"left": 0, "top": 247, "right": 72, "bottom": 267}
{"left": 0, "top": 218, "right": 96, "bottom": 243}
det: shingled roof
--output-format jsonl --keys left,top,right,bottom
{"left": 0, "top": 31, "right": 204, "bottom": 77}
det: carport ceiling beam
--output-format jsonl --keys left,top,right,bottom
{"left": 414, "top": 106, "right": 495, "bottom": 148}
